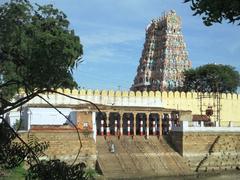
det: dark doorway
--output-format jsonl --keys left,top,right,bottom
{"left": 96, "top": 112, "right": 106, "bottom": 135}
{"left": 109, "top": 112, "right": 120, "bottom": 135}
{"left": 149, "top": 113, "right": 159, "bottom": 135}
{"left": 162, "top": 113, "right": 170, "bottom": 135}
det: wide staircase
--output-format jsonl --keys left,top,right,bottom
{"left": 96, "top": 136, "right": 192, "bottom": 179}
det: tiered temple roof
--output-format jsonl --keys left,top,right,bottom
{"left": 131, "top": 10, "right": 191, "bottom": 91}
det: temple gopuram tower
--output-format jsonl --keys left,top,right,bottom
{"left": 131, "top": 10, "right": 191, "bottom": 91}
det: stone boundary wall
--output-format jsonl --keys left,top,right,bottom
{"left": 18, "top": 88, "right": 240, "bottom": 126}
{"left": 19, "top": 129, "right": 97, "bottom": 168}
{"left": 19, "top": 88, "right": 239, "bottom": 100}
{"left": 169, "top": 131, "right": 240, "bottom": 171}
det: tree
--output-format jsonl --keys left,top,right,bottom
{"left": 0, "top": 0, "right": 88, "bottom": 179}
{"left": 183, "top": 64, "right": 240, "bottom": 93}
{"left": 184, "top": 0, "right": 240, "bottom": 26}
{"left": 0, "top": 0, "right": 82, "bottom": 101}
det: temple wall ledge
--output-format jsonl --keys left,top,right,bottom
{"left": 172, "top": 121, "right": 240, "bottom": 132}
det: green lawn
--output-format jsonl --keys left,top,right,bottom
{"left": 0, "top": 164, "right": 26, "bottom": 180}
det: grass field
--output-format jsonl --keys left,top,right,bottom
{"left": 0, "top": 164, "right": 26, "bottom": 180}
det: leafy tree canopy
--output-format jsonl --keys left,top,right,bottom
{"left": 0, "top": 1, "right": 87, "bottom": 178}
{"left": 183, "top": 64, "right": 240, "bottom": 93}
{"left": 0, "top": 0, "right": 82, "bottom": 101}
{"left": 184, "top": 0, "right": 240, "bottom": 26}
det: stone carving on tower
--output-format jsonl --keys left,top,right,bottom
{"left": 131, "top": 10, "right": 191, "bottom": 91}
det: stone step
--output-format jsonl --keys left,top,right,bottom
{"left": 96, "top": 136, "right": 193, "bottom": 178}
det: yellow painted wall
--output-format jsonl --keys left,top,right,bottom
{"left": 160, "top": 91, "right": 240, "bottom": 126}
{"left": 32, "top": 89, "right": 240, "bottom": 127}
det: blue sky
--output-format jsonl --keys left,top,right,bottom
{"left": 2, "top": 0, "right": 240, "bottom": 90}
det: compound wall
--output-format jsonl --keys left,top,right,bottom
{"left": 169, "top": 131, "right": 240, "bottom": 172}
{"left": 21, "top": 89, "right": 240, "bottom": 126}
{"left": 19, "top": 128, "right": 97, "bottom": 168}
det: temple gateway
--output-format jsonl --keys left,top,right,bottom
{"left": 131, "top": 10, "right": 191, "bottom": 91}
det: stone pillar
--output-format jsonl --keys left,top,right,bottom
{"left": 168, "top": 113, "right": 172, "bottom": 131}
{"left": 27, "top": 109, "right": 32, "bottom": 131}
{"left": 146, "top": 113, "right": 150, "bottom": 139}
{"left": 200, "top": 121, "right": 204, "bottom": 127}
{"left": 169, "top": 120, "right": 172, "bottom": 130}
{"left": 133, "top": 113, "right": 137, "bottom": 136}
{"left": 101, "top": 120, "right": 104, "bottom": 136}
{"left": 114, "top": 120, "right": 118, "bottom": 136}
{"left": 152, "top": 120, "right": 156, "bottom": 136}
{"left": 215, "top": 121, "right": 220, "bottom": 127}
{"left": 120, "top": 112, "right": 123, "bottom": 136}
{"left": 106, "top": 112, "right": 110, "bottom": 136}
{"left": 127, "top": 120, "right": 130, "bottom": 136}
{"left": 159, "top": 113, "right": 162, "bottom": 136}
{"left": 140, "top": 120, "right": 143, "bottom": 136}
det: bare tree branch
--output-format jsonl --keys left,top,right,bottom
{"left": 3, "top": 90, "right": 45, "bottom": 114}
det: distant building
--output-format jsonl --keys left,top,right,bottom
{"left": 131, "top": 10, "right": 191, "bottom": 91}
